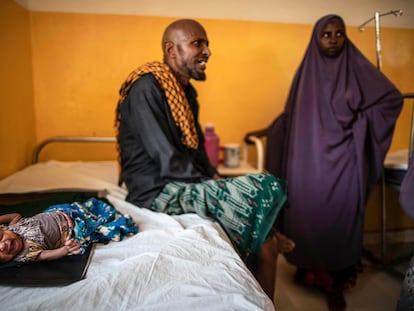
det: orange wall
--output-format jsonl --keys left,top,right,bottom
{"left": 27, "top": 12, "right": 414, "bottom": 162}
{"left": 1, "top": 4, "right": 414, "bottom": 230}
{"left": 0, "top": 0, "right": 36, "bottom": 179}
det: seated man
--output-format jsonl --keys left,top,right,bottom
{"left": 115, "top": 18, "right": 292, "bottom": 299}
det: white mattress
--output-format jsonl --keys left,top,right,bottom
{"left": 0, "top": 161, "right": 274, "bottom": 311}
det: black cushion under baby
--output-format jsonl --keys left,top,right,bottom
{"left": 0, "top": 190, "right": 102, "bottom": 286}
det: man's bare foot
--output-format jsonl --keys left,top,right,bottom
{"left": 276, "top": 232, "right": 295, "bottom": 253}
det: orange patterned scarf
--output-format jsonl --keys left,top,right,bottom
{"left": 115, "top": 61, "right": 199, "bottom": 149}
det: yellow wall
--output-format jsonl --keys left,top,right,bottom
{"left": 2, "top": 3, "right": 414, "bottom": 230}
{"left": 0, "top": 0, "right": 36, "bottom": 178}
{"left": 27, "top": 12, "right": 414, "bottom": 162}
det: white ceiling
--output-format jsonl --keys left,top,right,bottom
{"left": 14, "top": 0, "right": 413, "bottom": 28}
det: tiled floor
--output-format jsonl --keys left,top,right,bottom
{"left": 274, "top": 254, "right": 405, "bottom": 311}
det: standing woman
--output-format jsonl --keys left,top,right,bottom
{"left": 266, "top": 14, "right": 403, "bottom": 310}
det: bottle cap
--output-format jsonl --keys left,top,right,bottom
{"left": 205, "top": 123, "right": 214, "bottom": 129}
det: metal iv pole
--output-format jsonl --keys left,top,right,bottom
{"left": 358, "top": 9, "right": 403, "bottom": 71}
{"left": 358, "top": 9, "right": 403, "bottom": 266}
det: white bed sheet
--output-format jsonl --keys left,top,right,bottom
{"left": 0, "top": 161, "right": 274, "bottom": 311}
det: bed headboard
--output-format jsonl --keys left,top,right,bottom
{"left": 32, "top": 136, "right": 116, "bottom": 164}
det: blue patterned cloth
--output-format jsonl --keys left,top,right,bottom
{"left": 152, "top": 172, "right": 287, "bottom": 259}
{"left": 44, "top": 197, "right": 138, "bottom": 254}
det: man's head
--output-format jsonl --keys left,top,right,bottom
{"left": 162, "top": 19, "right": 211, "bottom": 86}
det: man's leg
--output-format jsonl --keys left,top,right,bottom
{"left": 254, "top": 233, "right": 295, "bottom": 300}
{"left": 254, "top": 236, "right": 279, "bottom": 300}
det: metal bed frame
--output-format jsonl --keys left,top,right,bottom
{"left": 31, "top": 136, "right": 116, "bottom": 164}
{"left": 31, "top": 135, "right": 265, "bottom": 177}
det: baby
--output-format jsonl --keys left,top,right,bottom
{"left": 0, "top": 197, "right": 138, "bottom": 264}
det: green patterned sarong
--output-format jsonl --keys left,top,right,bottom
{"left": 151, "top": 173, "right": 287, "bottom": 259}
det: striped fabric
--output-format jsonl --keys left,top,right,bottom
{"left": 152, "top": 172, "right": 287, "bottom": 260}
{"left": 116, "top": 61, "right": 199, "bottom": 149}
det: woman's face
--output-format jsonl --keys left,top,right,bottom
{"left": 0, "top": 229, "right": 23, "bottom": 263}
{"left": 318, "top": 20, "right": 346, "bottom": 57}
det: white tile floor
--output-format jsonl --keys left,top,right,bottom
{"left": 273, "top": 255, "right": 404, "bottom": 311}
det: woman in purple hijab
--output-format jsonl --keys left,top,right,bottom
{"left": 266, "top": 14, "right": 403, "bottom": 310}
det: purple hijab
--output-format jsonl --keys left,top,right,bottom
{"left": 267, "top": 15, "right": 403, "bottom": 269}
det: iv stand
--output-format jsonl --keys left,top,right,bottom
{"left": 359, "top": 9, "right": 403, "bottom": 267}
{"left": 358, "top": 9, "right": 403, "bottom": 71}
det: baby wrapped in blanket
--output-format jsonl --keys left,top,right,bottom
{"left": 0, "top": 197, "right": 138, "bottom": 264}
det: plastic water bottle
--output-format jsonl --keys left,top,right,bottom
{"left": 204, "top": 123, "right": 220, "bottom": 167}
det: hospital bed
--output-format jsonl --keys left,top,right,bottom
{"left": 0, "top": 136, "right": 275, "bottom": 311}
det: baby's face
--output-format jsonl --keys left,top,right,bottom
{"left": 0, "top": 229, "right": 24, "bottom": 263}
